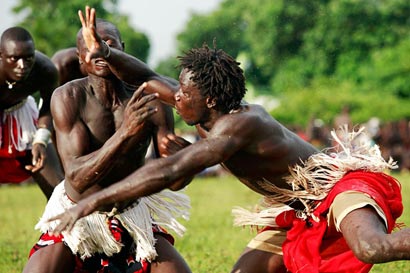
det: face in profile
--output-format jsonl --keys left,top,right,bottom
{"left": 175, "top": 69, "right": 209, "bottom": 126}
{"left": 1, "top": 39, "right": 35, "bottom": 82}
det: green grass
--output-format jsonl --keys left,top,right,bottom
{"left": 0, "top": 174, "right": 409, "bottom": 272}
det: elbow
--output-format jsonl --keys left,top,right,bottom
{"left": 65, "top": 171, "right": 88, "bottom": 194}
{"left": 350, "top": 237, "right": 391, "bottom": 264}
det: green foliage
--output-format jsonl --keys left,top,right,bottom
{"left": 177, "top": 0, "right": 410, "bottom": 125}
{"left": 271, "top": 77, "right": 410, "bottom": 127}
{"left": 10, "top": 0, "right": 149, "bottom": 60}
{"left": 1, "top": 174, "right": 410, "bottom": 272}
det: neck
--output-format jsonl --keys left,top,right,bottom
{"left": 88, "top": 75, "right": 125, "bottom": 108}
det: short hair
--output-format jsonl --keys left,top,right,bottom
{"left": 1, "top": 27, "right": 34, "bottom": 46}
{"left": 76, "top": 18, "right": 122, "bottom": 43}
{"left": 178, "top": 43, "right": 246, "bottom": 112}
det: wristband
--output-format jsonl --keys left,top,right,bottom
{"left": 33, "top": 128, "right": 51, "bottom": 148}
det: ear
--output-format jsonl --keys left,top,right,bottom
{"left": 206, "top": 97, "right": 216, "bottom": 108}
{"left": 76, "top": 49, "right": 84, "bottom": 65}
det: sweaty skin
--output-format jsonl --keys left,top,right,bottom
{"left": 23, "top": 13, "right": 192, "bottom": 273}
{"left": 50, "top": 6, "right": 410, "bottom": 273}
{"left": 0, "top": 27, "right": 63, "bottom": 198}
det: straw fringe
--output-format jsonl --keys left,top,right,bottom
{"left": 36, "top": 183, "right": 190, "bottom": 262}
{"left": 233, "top": 126, "right": 397, "bottom": 227}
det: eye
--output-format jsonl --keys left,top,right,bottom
{"left": 9, "top": 56, "right": 18, "bottom": 62}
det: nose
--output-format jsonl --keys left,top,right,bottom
{"left": 16, "top": 58, "right": 26, "bottom": 69}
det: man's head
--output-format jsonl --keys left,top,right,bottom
{"left": 77, "top": 19, "right": 124, "bottom": 76}
{"left": 0, "top": 27, "right": 35, "bottom": 82}
{"left": 178, "top": 44, "right": 246, "bottom": 113}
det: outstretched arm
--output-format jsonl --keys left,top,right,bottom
{"left": 78, "top": 6, "right": 178, "bottom": 106}
{"left": 49, "top": 131, "right": 243, "bottom": 233}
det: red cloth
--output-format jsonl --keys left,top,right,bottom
{"left": 29, "top": 219, "right": 175, "bottom": 273}
{"left": 280, "top": 171, "right": 403, "bottom": 273}
{"left": 0, "top": 114, "right": 32, "bottom": 183}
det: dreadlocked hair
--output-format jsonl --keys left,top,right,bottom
{"left": 178, "top": 43, "right": 246, "bottom": 113}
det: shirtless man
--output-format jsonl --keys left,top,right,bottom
{"left": 0, "top": 26, "right": 63, "bottom": 198}
{"left": 23, "top": 14, "right": 191, "bottom": 273}
{"left": 50, "top": 6, "right": 409, "bottom": 273}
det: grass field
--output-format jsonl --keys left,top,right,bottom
{"left": 0, "top": 174, "right": 409, "bottom": 272}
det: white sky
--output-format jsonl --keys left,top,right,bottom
{"left": 0, "top": 0, "right": 222, "bottom": 66}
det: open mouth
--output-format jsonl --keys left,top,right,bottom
{"left": 94, "top": 58, "right": 108, "bottom": 67}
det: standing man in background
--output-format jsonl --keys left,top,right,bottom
{"left": 0, "top": 26, "right": 63, "bottom": 199}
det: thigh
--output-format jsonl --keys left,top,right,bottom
{"left": 231, "top": 247, "right": 286, "bottom": 273}
{"left": 22, "top": 242, "right": 75, "bottom": 273}
{"left": 150, "top": 234, "right": 192, "bottom": 273}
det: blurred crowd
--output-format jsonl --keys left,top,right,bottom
{"left": 293, "top": 114, "right": 410, "bottom": 174}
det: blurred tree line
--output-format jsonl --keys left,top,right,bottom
{"left": 8, "top": 0, "right": 410, "bottom": 128}
{"left": 158, "top": 0, "right": 410, "bottom": 128}
{"left": 10, "top": 0, "right": 149, "bottom": 62}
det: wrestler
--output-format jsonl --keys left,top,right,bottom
{"left": 22, "top": 15, "right": 191, "bottom": 273}
{"left": 0, "top": 26, "right": 63, "bottom": 198}
{"left": 49, "top": 6, "right": 410, "bottom": 273}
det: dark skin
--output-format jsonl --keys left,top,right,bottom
{"left": 51, "top": 47, "right": 87, "bottom": 86}
{"left": 0, "top": 27, "right": 63, "bottom": 198}
{"left": 23, "top": 18, "right": 191, "bottom": 273}
{"left": 51, "top": 6, "right": 410, "bottom": 273}
{"left": 51, "top": 19, "right": 126, "bottom": 86}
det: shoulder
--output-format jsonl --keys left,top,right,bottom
{"left": 52, "top": 78, "right": 87, "bottom": 106}
{"left": 33, "top": 50, "right": 58, "bottom": 76}
{"left": 216, "top": 104, "right": 273, "bottom": 130}
{"left": 51, "top": 48, "right": 78, "bottom": 69}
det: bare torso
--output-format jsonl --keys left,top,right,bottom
{"left": 53, "top": 76, "right": 171, "bottom": 202}
{"left": 197, "top": 104, "right": 319, "bottom": 196}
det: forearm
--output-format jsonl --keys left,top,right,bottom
{"left": 105, "top": 48, "right": 156, "bottom": 85}
{"left": 65, "top": 131, "right": 133, "bottom": 192}
{"left": 89, "top": 158, "right": 179, "bottom": 210}
{"left": 103, "top": 49, "right": 178, "bottom": 106}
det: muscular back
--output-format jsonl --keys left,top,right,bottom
{"left": 192, "top": 104, "right": 319, "bottom": 195}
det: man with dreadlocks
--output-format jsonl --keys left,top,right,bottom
{"left": 48, "top": 6, "right": 410, "bottom": 273}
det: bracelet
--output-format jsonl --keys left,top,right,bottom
{"left": 102, "top": 40, "right": 111, "bottom": 59}
{"left": 33, "top": 128, "right": 51, "bottom": 148}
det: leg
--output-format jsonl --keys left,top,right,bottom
{"left": 22, "top": 242, "right": 75, "bottom": 273}
{"left": 341, "top": 206, "right": 410, "bottom": 263}
{"left": 150, "top": 234, "right": 192, "bottom": 273}
{"left": 32, "top": 144, "right": 64, "bottom": 199}
{"left": 231, "top": 247, "right": 286, "bottom": 273}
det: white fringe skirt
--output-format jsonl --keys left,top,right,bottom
{"left": 35, "top": 182, "right": 190, "bottom": 262}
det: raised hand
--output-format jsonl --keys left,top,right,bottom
{"left": 121, "top": 83, "right": 159, "bottom": 138}
{"left": 78, "top": 6, "right": 108, "bottom": 63}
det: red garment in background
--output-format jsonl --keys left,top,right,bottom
{"left": 0, "top": 114, "right": 31, "bottom": 183}
{"left": 281, "top": 171, "right": 403, "bottom": 273}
